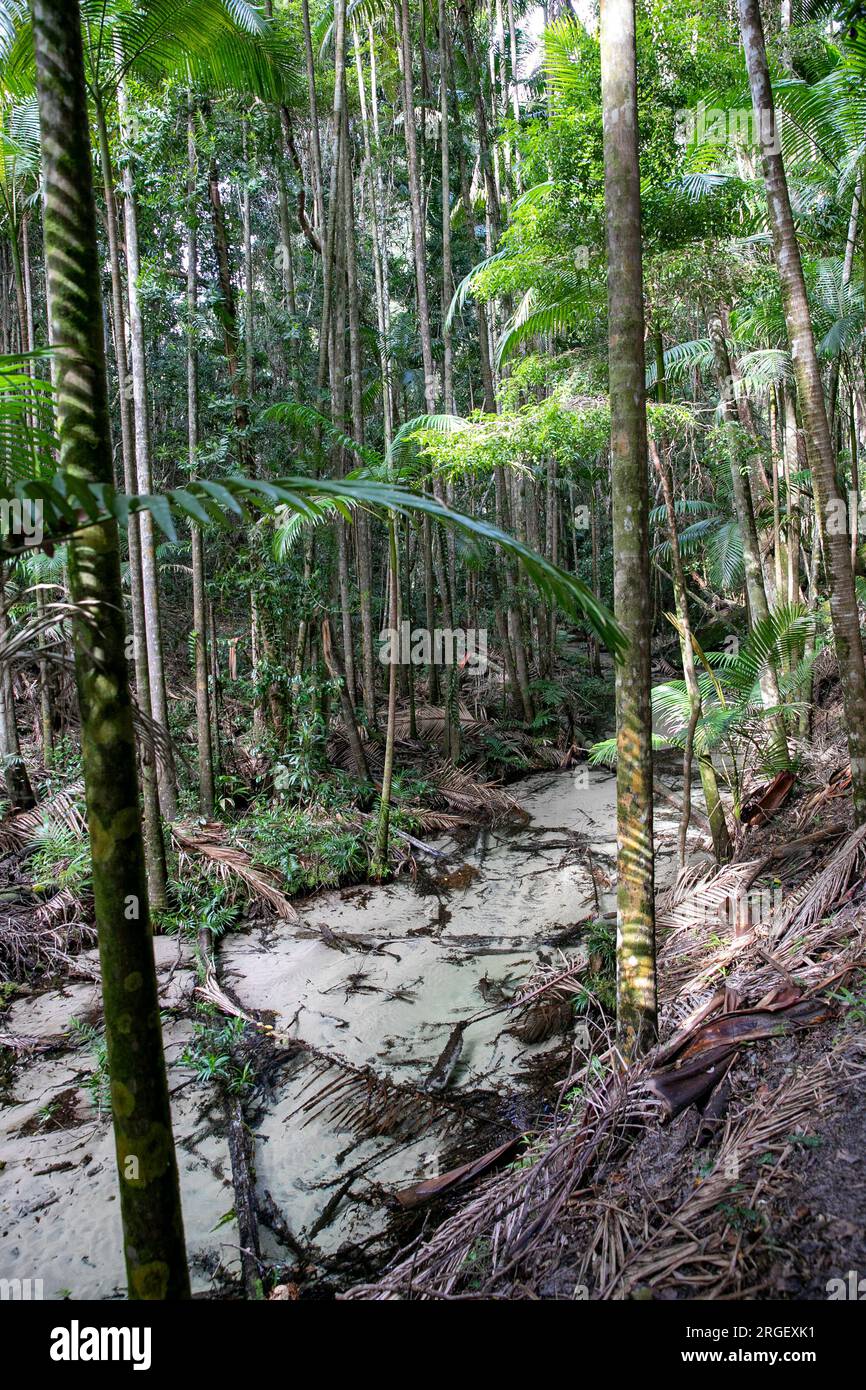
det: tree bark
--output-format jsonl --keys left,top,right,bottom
{"left": 739, "top": 0, "right": 866, "bottom": 820}
{"left": 600, "top": 0, "right": 657, "bottom": 1053}
{"left": 187, "top": 104, "right": 214, "bottom": 818}
{"left": 32, "top": 0, "right": 189, "bottom": 1298}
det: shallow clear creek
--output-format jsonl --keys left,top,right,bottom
{"left": 0, "top": 767, "right": 694, "bottom": 1297}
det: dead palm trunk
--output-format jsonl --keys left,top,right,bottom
{"left": 738, "top": 0, "right": 866, "bottom": 820}
{"left": 600, "top": 0, "right": 657, "bottom": 1053}
{"left": 32, "top": 0, "right": 189, "bottom": 1298}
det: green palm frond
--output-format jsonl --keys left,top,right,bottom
{"left": 646, "top": 338, "right": 713, "bottom": 389}
{"left": 708, "top": 520, "right": 744, "bottom": 591}
{"left": 446, "top": 249, "right": 513, "bottom": 330}
{"left": 263, "top": 400, "right": 381, "bottom": 470}
{"left": 386, "top": 413, "right": 471, "bottom": 468}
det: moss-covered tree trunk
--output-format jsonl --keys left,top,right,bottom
{"left": 739, "top": 0, "right": 866, "bottom": 823}
{"left": 31, "top": 0, "right": 189, "bottom": 1300}
{"left": 600, "top": 0, "right": 657, "bottom": 1054}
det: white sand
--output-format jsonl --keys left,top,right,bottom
{"left": 1, "top": 767, "right": 703, "bottom": 1296}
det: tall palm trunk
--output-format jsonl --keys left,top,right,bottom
{"left": 117, "top": 77, "right": 177, "bottom": 820}
{"left": 187, "top": 105, "right": 213, "bottom": 818}
{"left": 438, "top": 0, "right": 454, "bottom": 413}
{"left": 32, "top": 0, "right": 188, "bottom": 1298}
{"left": 398, "top": 0, "right": 436, "bottom": 413}
{"left": 91, "top": 96, "right": 166, "bottom": 906}
{"left": 600, "top": 0, "right": 657, "bottom": 1054}
{"left": 738, "top": 0, "right": 866, "bottom": 821}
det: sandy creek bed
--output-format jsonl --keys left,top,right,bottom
{"left": 0, "top": 767, "right": 697, "bottom": 1298}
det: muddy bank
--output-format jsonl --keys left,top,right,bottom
{"left": 0, "top": 767, "right": 700, "bottom": 1298}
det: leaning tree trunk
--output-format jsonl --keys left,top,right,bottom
{"left": 738, "top": 0, "right": 866, "bottom": 822}
{"left": 600, "top": 0, "right": 657, "bottom": 1054}
{"left": 31, "top": 0, "right": 189, "bottom": 1299}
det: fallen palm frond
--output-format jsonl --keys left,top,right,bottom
{"left": 0, "top": 887, "right": 95, "bottom": 981}
{"left": 173, "top": 823, "right": 299, "bottom": 921}
{"left": 429, "top": 761, "right": 522, "bottom": 821}
{"left": 646, "top": 991, "right": 832, "bottom": 1117}
{"left": 585, "top": 1050, "right": 848, "bottom": 1300}
{"left": 654, "top": 822, "right": 857, "bottom": 1017}
{"left": 739, "top": 769, "right": 796, "bottom": 825}
{"left": 395, "top": 1137, "right": 526, "bottom": 1209}
{"left": 394, "top": 703, "right": 493, "bottom": 743}
{"left": 195, "top": 969, "right": 481, "bottom": 1145}
{"left": 0, "top": 779, "right": 86, "bottom": 850}
{"left": 400, "top": 807, "right": 474, "bottom": 835}
{"left": 346, "top": 1034, "right": 656, "bottom": 1300}
{"left": 770, "top": 821, "right": 866, "bottom": 937}
{"left": 507, "top": 953, "right": 589, "bottom": 1044}
{"left": 349, "top": 811, "right": 866, "bottom": 1300}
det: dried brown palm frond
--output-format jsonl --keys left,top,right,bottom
{"left": 0, "top": 887, "right": 95, "bottom": 982}
{"left": 770, "top": 822, "right": 866, "bottom": 938}
{"left": 0, "top": 780, "right": 86, "bottom": 850}
{"left": 507, "top": 953, "right": 588, "bottom": 1044}
{"left": 429, "top": 761, "right": 522, "bottom": 821}
{"left": 393, "top": 704, "right": 494, "bottom": 743}
{"left": 173, "top": 824, "right": 298, "bottom": 921}
{"left": 195, "top": 972, "right": 475, "bottom": 1144}
{"left": 346, "top": 1037, "right": 657, "bottom": 1300}
{"left": 586, "top": 1049, "right": 848, "bottom": 1300}
{"left": 290, "top": 1056, "right": 473, "bottom": 1142}
{"left": 400, "top": 807, "right": 473, "bottom": 834}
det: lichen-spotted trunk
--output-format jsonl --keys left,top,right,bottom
{"left": 31, "top": 0, "right": 189, "bottom": 1299}
{"left": 600, "top": 0, "right": 657, "bottom": 1053}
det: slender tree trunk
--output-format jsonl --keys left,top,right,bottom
{"left": 343, "top": 124, "right": 376, "bottom": 725}
{"left": 739, "top": 0, "right": 866, "bottom": 819}
{"left": 374, "top": 519, "right": 400, "bottom": 872}
{"left": 187, "top": 105, "right": 214, "bottom": 818}
{"left": 19, "top": 214, "right": 54, "bottom": 764}
{"left": 117, "top": 77, "right": 177, "bottom": 820}
{"left": 439, "top": 0, "right": 454, "bottom": 413}
{"left": 0, "top": 569, "right": 35, "bottom": 810}
{"left": 32, "top": 0, "right": 189, "bottom": 1298}
{"left": 398, "top": 0, "right": 437, "bottom": 413}
{"left": 600, "top": 0, "right": 657, "bottom": 1053}
{"left": 92, "top": 97, "right": 166, "bottom": 904}
{"left": 649, "top": 438, "right": 731, "bottom": 862}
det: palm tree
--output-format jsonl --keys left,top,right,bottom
{"left": 738, "top": 0, "right": 866, "bottom": 825}
{"left": 599, "top": 0, "right": 657, "bottom": 1054}
{"left": 30, "top": 0, "right": 189, "bottom": 1300}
